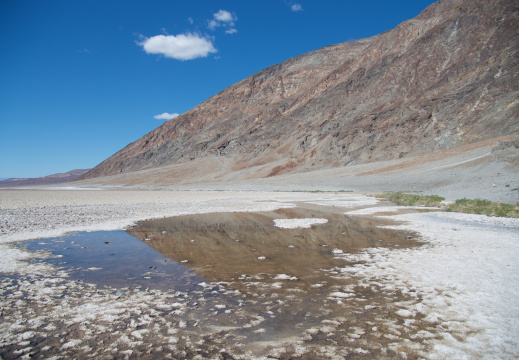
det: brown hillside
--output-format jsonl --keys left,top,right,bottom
{"left": 83, "top": 0, "right": 519, "bottom": 182}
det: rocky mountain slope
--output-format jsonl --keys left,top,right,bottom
{"left": 82, "top": 0, "right": 518, "bottom": 184}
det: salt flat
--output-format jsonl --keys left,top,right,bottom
{"left": 0, "top": 189, "right": 518, "bottom": 359}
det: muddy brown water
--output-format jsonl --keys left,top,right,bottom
{"left": 16, "top": 204, "right": 436, "bottom": 358}
{"left": 127, "top": 204, "right": 420, "bottom": 286}
{"left": 23, "top": 204, "right": 419, "bottom": 292}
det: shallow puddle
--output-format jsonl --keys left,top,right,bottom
{"left": 23, "top": 204, "right": 419, "bottom": 292}
{"left": 22, "top": 230, "right": 206, "bottom": 291}
{"left": 128, "top": 204, "right": 419, "bottom": 286}
{"left": 124, "top": 205, "right": 424, "bottom": 349}
{"left": 13, "top": 204, "right": 438, "bottom": 359}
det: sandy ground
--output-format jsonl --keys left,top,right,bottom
{"left": 70, "top": 137, "right": 519, "bottom": 204}
{"left": 0, "top": 189, "right": 518, "bottom": 359}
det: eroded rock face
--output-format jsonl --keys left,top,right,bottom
{"left": 83, "top": 0, "right": 519, "bottom": 181}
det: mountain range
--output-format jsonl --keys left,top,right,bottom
{"left": 76, "top": 0, "right": 518, "bottom": 202}
{"left": 0, "top": 169, "right": 90, "bottom": 188}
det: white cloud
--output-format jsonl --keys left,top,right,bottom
{"left": 208, "top": 19, "right": 219, "bottom": 30}
{"left": 208, "top": 9, "right": 237, "bottom": 34}
{"left": 291, "top": 3, "right": 303, "bottom": 11}
{"left": 138, "top": 33, "right": 216, "bottom": 60}
{"left": 154, "top": 112, "right": 180, "bottom": 120}
{"left": 214, "top": 10, "right": 234, "bottom": 23}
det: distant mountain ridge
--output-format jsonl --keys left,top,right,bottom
{"left": 0, "top": 169, "right": 90, "bottom": 188}
{"left": 82, "top": 0, "right": 519, "bottom": 184}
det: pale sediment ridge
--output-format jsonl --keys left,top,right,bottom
{"left": 0, "top": 189, "right": 518, "bottom": 359}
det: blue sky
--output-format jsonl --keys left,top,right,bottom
{"left": 0, "top": 0, "right": 436, "bottom": 178}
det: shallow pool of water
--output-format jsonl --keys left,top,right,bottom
{"left": 23, "top": 230, "right": 206, "bottom": 291}
{"left": 128, "top": 205, "right": 419, "bottom": 285}
{"left": 17, "top": 204, "right": 432, "bottom": 358}
{"left": 23, "top": 204, "right": 419, "bottom": 291}
{"left": 124, "top": 205, "right": 424, "bottom": 351}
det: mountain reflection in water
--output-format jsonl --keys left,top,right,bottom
{"left": 126, "top": 205, "right": 424, "bottom": 348}
{"left": 128, "top": 205, "right": 420, "bottom": 288}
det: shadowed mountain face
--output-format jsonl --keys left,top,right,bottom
{"left": 83, "top": 0, "right": 519, "bottom": 182}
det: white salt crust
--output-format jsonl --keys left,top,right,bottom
{"left": 1, "top": 190, "right": 518, "bottom": 358}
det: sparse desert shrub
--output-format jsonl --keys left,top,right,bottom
{"left": 382, "top": 192, "right": 445, "bottom": 207}
{"left": 382, "top": 193, "right": 519, "bottom": 218}
{"left": 446, "top": 198, "right": 519, "bottom": 218}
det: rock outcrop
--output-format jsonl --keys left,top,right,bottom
{"left": 83, "top": 0, "right": 519, "bottom": 182}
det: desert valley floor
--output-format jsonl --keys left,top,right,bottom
{"left": 0, "top": 189, "right": 518, "bottom": 359}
